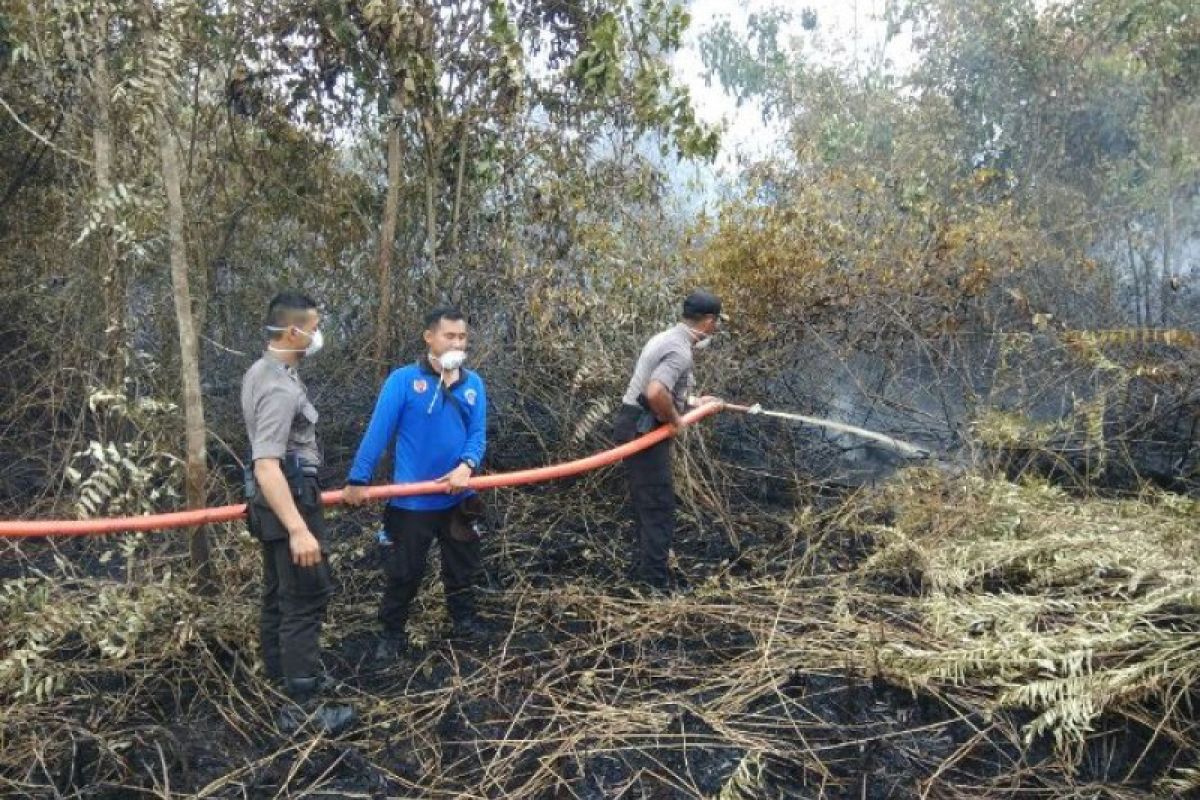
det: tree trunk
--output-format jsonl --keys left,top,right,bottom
{"left": 424, "top": 131, "right": 439, "bottom": 285}
{"left": 1124, "top": 224, "right": 1143, "bottom": 327}
{"left": 159, "top": 112, "right": 212, "bottom": 588}
{"left": 1160, "top": 193, "right": 1174, "bottom": 326}
{"left": 417, "top": 0, "right": 439, "bottom": 288}
{"left": 373, "top": 87, "right": 404, "bottom": 376}
{"left": 1141, "top": 250, "right": 1154, "bottom": 326}
{"left": 93, "top": 8, "right": 124, "bottom": 385}
{"left": 449, "top": 118, "right": 469, "bottom": 255}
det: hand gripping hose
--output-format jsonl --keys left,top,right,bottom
{"left": 0, "top": 403, "right": 724, "bottom": 538}
{"left": 0, "top": 400, "right": 932, "bottom": 539}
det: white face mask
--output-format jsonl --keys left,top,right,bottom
{"left": 267, "top": 326, "right": 324, "bottom": 357}
{"left": 688, "top": 328, "right": 713, "bottom": 351}
{"left": 433, "top": 349, "right": 467, "bottom": 371}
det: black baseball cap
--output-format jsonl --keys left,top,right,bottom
{"left": 683, "top": 290, "right": 728, "bottom": 321}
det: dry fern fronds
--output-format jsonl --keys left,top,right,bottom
{"left": 862, "top": 469, "right": 1200, "bottom": 760}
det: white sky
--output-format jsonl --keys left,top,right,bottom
{"left": 670, "top": 0, "right": 911, "bottom": 172}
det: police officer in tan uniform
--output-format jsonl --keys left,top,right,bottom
{"left": 241, "top": 292, "right": 352, "bottom": 733}
{"left": 614, "top": 291, "right": 724, "bottom": 592}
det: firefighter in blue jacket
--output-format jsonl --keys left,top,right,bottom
{"left": 343, "top": 307, "right": 488, "bottom": 661}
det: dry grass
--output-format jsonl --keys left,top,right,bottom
{"left": 856, "top": 469, "right": 1200, "bottom": 794}
{"left": 2, "top": 467, "right": 1198, "bottom": 798}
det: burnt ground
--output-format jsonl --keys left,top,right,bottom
{"left": 0, "top": 479, "right": 1195, "bottom": 799}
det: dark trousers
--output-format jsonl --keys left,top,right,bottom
{"left": 258, "top": 486, "right": 334, "bottom": 681}
{"left": 379, "top": 505, "right": 482, "bottom": 636}
{"left": 614, "top": 405, "right": 676, "bottom": 589}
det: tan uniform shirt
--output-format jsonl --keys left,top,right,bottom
{"left": 621, "top": 323, "right": 696, "bottom": 414}
{"left": 240, "top": 352, "right": 321, "bottom": 469}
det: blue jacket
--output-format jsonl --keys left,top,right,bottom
{"left": 347, "top": 359, "right": 487, "bottom": 511}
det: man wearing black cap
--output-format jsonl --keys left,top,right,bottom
{"left": 613, "top": 290, "right": 725, "bottom": 592}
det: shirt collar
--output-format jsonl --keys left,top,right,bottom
{"left": 418, "top": 356, "right": 464, "bottom": 390}
{"left": 264, "top": 350, "right": 300, "bottom": 380}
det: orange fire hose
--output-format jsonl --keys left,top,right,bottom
{"left": 0, "top": 403, "right": 724, "bottom": 538}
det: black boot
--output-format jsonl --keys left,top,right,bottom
{"left": 269, "top": 669, "right": 339, "bottom": 693}
{"left": 280, "top": 676, "right": 356, "bottom": 735}
{"left": 447, "top": 589, "right": 487, "bottom": 641}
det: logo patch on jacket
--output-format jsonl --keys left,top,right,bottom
{"left": 413, "top": 379, "right": 428, "bottom": 394}
{"left": 464, "top": 388, "right": 477, "bottom": 406}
